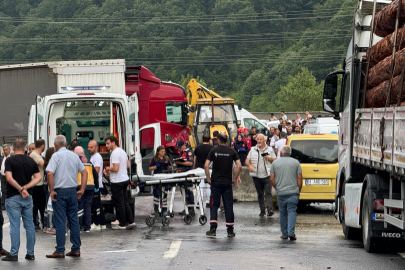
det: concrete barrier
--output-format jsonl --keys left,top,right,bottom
{"left": 233, "top": 167, "right": 278, "bottom": 207}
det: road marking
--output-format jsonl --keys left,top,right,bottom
{"left": 399, "top": 253, "right": 405, "bottom": 258}
{"left": 162, "top": 239, "right": 182, "bottom": 259}
{"left": 3, "top": 222, "right": 9, "bottom": 228}
{"left": 101, "top": 249, "right": 137, "bottom": 253}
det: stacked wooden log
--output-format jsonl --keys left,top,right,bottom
{"left": 366, "top": 0, "right": 405, "bottom": 107}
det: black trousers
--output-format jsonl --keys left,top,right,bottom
{"left": 32, "top": 185, "right": 47, "bottom": 226}
{"left": 111, "top": 181, "right": 134, "bottom": 227}
{"left": 92, "top": 190, "right": 105, "bottom": 226}
{"left": 210, "top": 180, "right": 234, "bottom": 228}
{"left": 252, "top": 176, "right": 273, "bottom": 212}
{"left": 1, "top": 175, "right": 7, "bottom": 206}
{"left": 0, "top": 205, "right": 3, "bottom": 250}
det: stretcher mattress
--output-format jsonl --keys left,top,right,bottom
{"left": 132, "top": 168, "right": 210, "bottom": 183}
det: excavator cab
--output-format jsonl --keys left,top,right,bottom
{"left": 191, "top": 98, "right": 239, "bottom": 146}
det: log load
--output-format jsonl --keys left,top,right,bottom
{"left": 367, "top": 25, "right": 405, "bottom": 68}
{"left": 374, "top": 0, "right": 405, "bottom": 38}
{"left": 367, "top": 47, "right": 405, "bottom": 89}
{"left": 366, "top": 74, "right": 405, "bottom": 107}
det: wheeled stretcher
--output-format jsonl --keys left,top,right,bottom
{"left": 132, "top": 168, "right": 209, "bottom": 227}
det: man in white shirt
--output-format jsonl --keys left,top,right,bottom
{"left": 275, "top": 132, "right": 287, "bottom": 158}
{"left": 88, "top": 141, "right": 106, "bottom": 230}
{"left": 104, "top": 136, "right": 135, "bottom": 230}
{"left": 296, "top": 114, "right": 303, "bottom": 126}
{"left": 0, "top": 144, "right": 11, "bottom": 210}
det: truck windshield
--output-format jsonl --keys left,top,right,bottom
{"left": 290, "top": 140, "right": 338, "bottom": 164}
{"left": 198, "top": 105, "right": 236, "bottom": 123}
{"left": 166, "top": 102, "right": 187, "bottom": 126}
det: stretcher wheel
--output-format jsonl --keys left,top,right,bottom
{"left": 146, "top": 217, "right": 155, "bottom": 227}
{"left": 162, "top": 218, "right": 170, "bottom": 227}
{"left": 199, "top": 215, "right": 207, "bottom": 225}
{"left": 169, "top": 212, "right": 174, "bottom": 218}
{"left": 184, "top": 214, "right": 193, "bottom": 225}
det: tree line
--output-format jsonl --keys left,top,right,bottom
{"left": 0, "top": 0, "right": 356, "bottom": 112}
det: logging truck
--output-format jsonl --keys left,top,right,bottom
{"left": 323, "top": 0, "right": 405, "bottom": 252}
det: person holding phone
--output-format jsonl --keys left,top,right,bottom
{"left": 245, "top": 134, "right": 277, "bottom": 218}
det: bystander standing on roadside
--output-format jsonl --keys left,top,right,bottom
{"left": 270, "top": 129, "right": 280, "bottom": 148}
{"left": 296, "top": 114, "right": 303, "bottom": 125}
{"left": 74, "top": 146, "right": 99, "bottom": 233}
{"left": 270, "top": 113, "right": 278, "bottom": 121}
{"left": 266, "top": 126, "right": 275, "bottom": 146}
{"left": 250, "top": 127, "right": 258, "bottom": 147}
{"left": 2, "top": 138, "right": 41, "bottom": 261}
{"left": 43, "top": 147, "right": 56, "bottom": 235}
{"left": 270, "top": 145, "right": 302, "bottom": 241}
{"left": 287, "top": 127, "right": 293, "bottom": 137}
{"left": 1, "top": 145, "right": 11, "bottom": 210}
{"left": 281, "top": 111, "right": 287, "bottom": 121}
{"left": 233, "top": 134, "right": 249, "bottom": 166}
{"left": 105, "top": 136, "right": 135, "bottom": 230}
{"left": 305, "top": 110, "right": 312, "bottom": 121}
{"left": 204, "top": 133, "right": 242, "bottom": 238}
{"left": 194, "top": 134, "right": 214, "bottom": 207}
{"left": 88, "top": 141, "right": 106, "bottom": 231}
{"left": 275, "top": 132, "right": 287, "bottom": 158}
{"left": 293, "top": 126, "right": 301, "bottom": 134}
{"left": 29, "top": 139, "right": 46, "bottom": 231}
{"left": 242, "top": 127, "right": 252, "bottom": 150}
{"left": 28, "top": 143, "right": 35, "bottom": 156}
{"left": 246, "top": 134, "right": 277, "bottom": 217}
{"left": 301, "top": 120, "right": 307, "bottom": 133}
{"left": 46, "top": 135, "right": 88, "bottom": 259}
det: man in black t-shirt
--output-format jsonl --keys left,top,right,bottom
{"left": 2, "top": 139, "right": 41, "bottom": 261}
{"left": 194, "top": 134, "right": 214, "bottom": 207}
{"left": 204, "top": 133, "right": 242, "bottom": 238}
{"left": 250, "top": 127, "right": 258, "bottom": 147}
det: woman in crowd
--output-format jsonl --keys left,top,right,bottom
{"left": 233, "top": 134, "right": 248, "bottom": 166}
{"left": 149, "top": 146, "right": 171, "bottom": 215}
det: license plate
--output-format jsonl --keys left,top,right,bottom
{"left": 305, "top": 179, "right": 329, "bottom": 185}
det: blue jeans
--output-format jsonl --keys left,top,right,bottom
{"left": 5, "top": 195, "right": 36, "bottom": 256}
{"left": 277, "top": 193, "right": 299, "bottom": 237}
{"left": 52, "top": 188, "right": 81, "bottom": 254}
{"left": 0, "top": 200, "right": 3, "bottom": 250}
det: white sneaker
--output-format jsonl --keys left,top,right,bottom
{"left": 101, "top": 194, "right": 112, "bottom": 201}
{"left": 90, "top": 224, "right": 101, "bottom": 231}
{"left": 111, "top": 224, "right": 126, "bottom": 230}
{"left": 111, "top": 220, "right": 119, "bottom": 225}
{"left": 126, "top": 222, "right": 136, "bottom": 229}
{"left": 100, "top": 225, "right": 107, "bottom": 230}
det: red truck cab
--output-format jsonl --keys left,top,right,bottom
{"left": 125, "top": 66, "right": 190, "bottom": 161}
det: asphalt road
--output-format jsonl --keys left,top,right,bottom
{"left": 1, "top": 194, "right": 405, "bottom": 270}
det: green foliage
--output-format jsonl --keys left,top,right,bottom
{"left": 276, "top": 67, "right": 324, "bottom": 111}
{"left": 0, "top": 0, "right": 357, "bottom": 112}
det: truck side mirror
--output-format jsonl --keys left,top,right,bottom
{"left": 323, "top": 70, "right": 344, "bottom": 118}
{"left": 238, "top": 104, "right": 242, "bottom": 111}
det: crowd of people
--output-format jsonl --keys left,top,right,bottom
{"left": 0, "top": 112, "right": 307, "bottom": 260}
{"left": 0, "top": 135, "right": 135, "bottom": 261}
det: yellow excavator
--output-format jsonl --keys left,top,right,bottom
{"left": 186, "top": 79, "right": 240, "bottom": 149}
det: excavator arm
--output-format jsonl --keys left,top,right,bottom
{"left": 187, "top": 79, "right": 222, "bottom": 128}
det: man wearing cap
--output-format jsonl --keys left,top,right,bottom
{"left": 175, "top": 140, "right": 195, "bottom": 216}
{"left": 242, "top": 128, "right": 252, "bottom": 150}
